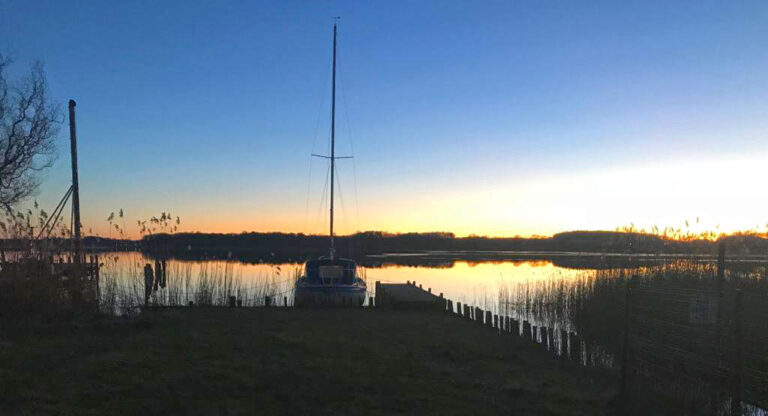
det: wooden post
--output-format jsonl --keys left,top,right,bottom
{"left": 475, "top": 307, "right": 482, "bottom": 324}
{"left": 504, "top": 316, "right": 510, "bottom": 333}
{"left": 523, "top": 321, "right": 532, "bottom": 339}
{"left": 560, "top": 329, "right": 569, "bottom": 360}
{"left": 457, "top": 302, "right": 462, "bottom": 317}
{"left": 265, "top": 296, "right": 271, "bottom": 307}
{"left": 532, "top": 325, "right": 538, "bottom": 342}
{"left": 228, "top": 296, "right": 236, "bottom": 308}
{"left": 620, "top": 276, "right": 635, "bottom": 400}
{"left": 711, "top": 241, "right": 726, "bottom": 415}
{"left": 68, "top": 100, "right": 82, "bottom": 264}
{"left": 548, "top": 329, "right": 555, "bottom": 355}
{"left": 485, "top": 310, "right": 492, "bottom": 328}
{"left": 570, "top": 332, "right": 581, "bottom": 364}
{"left": 541, "top": 327, "right": 549, "bottom": 350}
{"left": 284, "top": 296, "right": 288, "bottom": 307}
{"left": 730, "top": 289, "right": 744, "bottom": 416}
{"left": 511, "top": 319, "right": 519, "bottom": 336}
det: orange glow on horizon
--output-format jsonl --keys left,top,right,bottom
{"left": 82, "top": 153, "right": 768, "bottom": 241}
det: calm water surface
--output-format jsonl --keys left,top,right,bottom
{"left": 99, "top": 251, "right": 591, "bottom": 310}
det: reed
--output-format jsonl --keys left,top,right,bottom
{"left": 96, "top": 253, "right": 298, "bottom": 314}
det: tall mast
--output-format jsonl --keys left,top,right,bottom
{"left": 329, "top": 23, "right": 337, "bottom": 259}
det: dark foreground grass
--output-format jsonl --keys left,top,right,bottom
{"left": 1, "top": 308, "right": 616, "bottom": 415}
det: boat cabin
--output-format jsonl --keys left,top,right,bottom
{"left": 304, "top": 258, "right": 357, "bottom": 285}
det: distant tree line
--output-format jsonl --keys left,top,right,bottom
{"left": 137, "top": 230, "right": 768, "bottom": 259}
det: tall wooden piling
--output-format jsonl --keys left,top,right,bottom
{"left": 457, "top": 302, "right": 462, "bottom": 317}
{"left": 68, "top": 100, "right": 82, "bottom": 264}
{"left": 541, "top": 327, "right": 549, "bottom": 350}
{"left": 511, "top": 319, "right": 519, "bottom": 336}
{"left": 485, "top": 311, "right": 492, "bottom": 328}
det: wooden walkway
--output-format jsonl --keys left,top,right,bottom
{"left": 374, "top": 281, "right": 445, "bottom": 310}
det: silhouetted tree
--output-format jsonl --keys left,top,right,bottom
{"left": 0, "top": 54, "right": 59, "bottom": 212}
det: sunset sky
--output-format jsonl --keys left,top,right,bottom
{"left": 2, "top": 1, "right": 767, "bottom": 238}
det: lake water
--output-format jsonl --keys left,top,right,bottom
{"left": 97, "top": 251, "right": 596, "bottom": 312}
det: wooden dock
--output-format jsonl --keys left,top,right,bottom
{"left": 374, "top": 281, "right": 445, "bottom": 311}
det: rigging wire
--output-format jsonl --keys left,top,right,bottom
{"left": 37, "top": 186, "right": 73, "bottom": 239}
{"left": 338, "top": 63, "right": 361, "bottom": 231}
{"left": 315, "top": 162, "right": 331, "bottom": 234}
{"left": 334, "top": 162, "right": 350, "bottom": 233}
{"left": 303, "top": 44, "right": 334, "bottom": 234}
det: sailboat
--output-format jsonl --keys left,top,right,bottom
{"left": 294, "top": 24, "right": 367, "bottom": 307}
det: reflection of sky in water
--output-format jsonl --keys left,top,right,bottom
{"left": 103, "top": 252, "right": 592, "bottom": 310}
{"left": 365, "top": 261, "right": 591, "bottom": 311}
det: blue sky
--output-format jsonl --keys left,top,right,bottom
{"left": 2, "top": 1, "right": 767, "bottom": 237}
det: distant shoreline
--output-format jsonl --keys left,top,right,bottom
{"left": 4, "top": 230, "right": 768, "bottom": 259}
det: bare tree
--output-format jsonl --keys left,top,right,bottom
{"left": 0, "top": 54, "right": 59, "bottom": 213}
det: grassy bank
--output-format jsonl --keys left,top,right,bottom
{"left": 1, "top": 308, "right": 617, "bottom": 415}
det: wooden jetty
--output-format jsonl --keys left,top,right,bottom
{"left": 374, "top": 281, "right": 445, "bottom": 311}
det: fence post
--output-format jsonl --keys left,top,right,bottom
{"left": 548, "top": 328, "right": 555, "bottom": 355}
{"left": 560, "top": 329, "right": 569, "bottom": 362}
{"left": 265, "top": 296, "right": 271, "bottom": 307}
{"left": 485, "top": 311, "right": 492, "bottom": 328}
{"left": 570, "top": 332, "right": 581, "bottom": 364}
{"left": 730, "top": 289, "right": 744, "bottom": 416}
{"left": 541, "top": 327, "right": 549, "bottom": 350}
{"left": 620, "top": 275, "right": 636, "bottom": 404}
{"left": 710, "top": 241, "right": 726, "bottom": 415}
{"left": 457, "top": 302, "right": 462, "bottom": 317}
{"left": 523, "top": 321, "right": 532, "bottom": 339}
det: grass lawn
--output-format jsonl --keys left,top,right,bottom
{"left": 1, "top": 308, "right": 618, "bottom": 415}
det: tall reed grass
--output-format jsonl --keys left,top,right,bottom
{"left": 97, "top": 253, "right": 299, "bottom": 315}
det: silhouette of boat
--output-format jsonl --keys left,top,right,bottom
{"left": 295, "top": 23, "right": 366, "bottom": 307}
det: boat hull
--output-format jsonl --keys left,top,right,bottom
{"left": 294, "top": 281, "right": 367, "bottom": 307}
